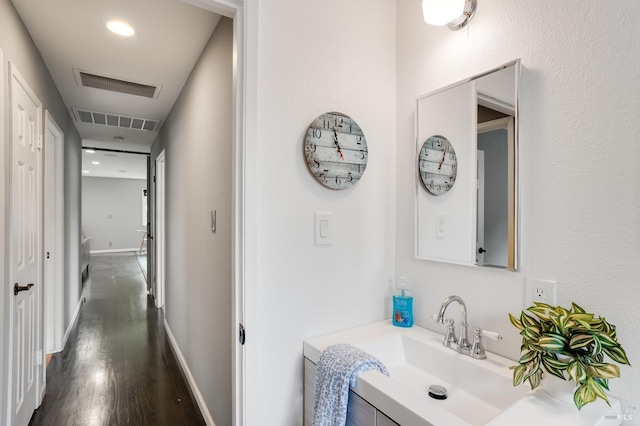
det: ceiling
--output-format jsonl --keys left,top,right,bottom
{"left": 11, "top": 0, "right": 221, "bottom": 154}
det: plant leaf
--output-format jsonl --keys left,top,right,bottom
{"left": 571, "top": 302, "right": 586, "bottom": 314}
{"left": 595, "top": 332, "right": 618, "bottom": 348}
{"left": 588, "top": 378, "right": 610, "bottom": 405}
{"left": 509, "top": 313, "right": 524, "bottom": 330}
{"left": 574, "top": 382, "right": 596, "bottom": 410}
{"left": 521, "top": 325, "right": 541, "bottom": 340}
{"left": 588, "top": 363, "right": 620, "bottom": 379}
{"left": 569, "top": 334, "right": 594, "bottom": 350}
{"left": 541, "top": 354, "right": 566, "bottom": 379}
{"left": 603, "top": 345, "right": 631, "bottom": 365}
{"left": 527, "top": 368, "right": 542, "bottom": 390}
{"left": 519, "top": 347, "right": 538, "bottom": 364}
{"left": 594, "top": 377, "right": 610, "bottom": 391}
{"left": 527, "top": 305, "right": 551, "bottom": 321}
{"left": 520, "top": 312, "right": 539, "bottom": 328}
{"left": 567, "top": 359, "right": 587, "bottom": 383}
{"left": 539, "top": 333, "right": 568, "bottom": 353}
{"left": 592, "top": 336, "right": 603, "bottom": 356}
{"left": 512, "top": 364, "right": 527, "bottom": 387}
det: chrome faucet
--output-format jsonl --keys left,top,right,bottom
{"left": 434, "top": 295, "right": 502, "bottom": 359}
{"left": 436, "top": 295, "right": 470, "bottom": 352}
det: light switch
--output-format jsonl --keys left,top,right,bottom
{"left": 320, "top": 219, "right": 329, "bottom": 238}
{"left": 436, "top": 213, "right": 446, "bottom": 239}
{"left": 315, "top": 212, "right": 332, "bottom": 246}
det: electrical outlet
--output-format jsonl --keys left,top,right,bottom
{"left": 524, "top": 278, "right": 557, "bottom": 306}
{"left": 533, "top": 287, "right": 546, "bottom": 302}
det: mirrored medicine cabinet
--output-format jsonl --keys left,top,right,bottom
{"left": 415, "top": 60, "right": 520, "bottom": 270}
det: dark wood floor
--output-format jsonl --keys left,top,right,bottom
{"left": 29, "top": 253, "right": 205, "bottom": 426}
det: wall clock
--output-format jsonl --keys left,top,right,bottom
{"left": 418, "top": 135, "right": 457, "bottom": 195}
{"left": 303, "top": 112, "right": 368, "bottom": 190}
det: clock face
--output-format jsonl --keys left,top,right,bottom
{"left": 304, "top": 112, "right": 368, "bottom": 190}
{"left": 418, "top": 135, "right": 457, "bottom": 195}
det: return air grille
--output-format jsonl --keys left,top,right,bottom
{"left": 78, "top": 71, "right": 160, "bottom": 99}
{"left": 73, "top": 108, "right": 160, "bottom": 132}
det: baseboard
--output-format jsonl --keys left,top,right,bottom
{"left": 62, "top": 296, "right": 85, "bottom": 349}
{"left": 164, "top": 319, "right": 216, "bottom": 426}
{"left": 90, "top": 248, "right": 139, "bottom": 254}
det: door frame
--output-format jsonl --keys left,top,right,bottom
{"left": 43, "top": 111, "right": 65, "bottom": 357}
{"left": 0, "top": 46, "right": 6, "bottom": 426}
{"left": 154, "top": 150, "right": 166, "bottom": 310}
{"left": 476, "top": 149, "right": 485, "bottom": 264}
{"left": 180, "top": 1, "right": 253, "bottom": 424}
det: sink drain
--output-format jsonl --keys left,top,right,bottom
{"left": 428, "top": 384, "right": 448, "bottom": 400}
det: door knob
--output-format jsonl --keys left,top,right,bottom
{"left": 478, "top": 247, "right": 486, "bottom": 254}
{"left": 14, "top": 283, "right": 34, "bottom": 296}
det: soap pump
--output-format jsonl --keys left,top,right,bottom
{"left": 392, "top": 276, "right": 414, "bottom": 328}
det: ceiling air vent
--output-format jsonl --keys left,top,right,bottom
{"left": 74, "top": 69, "right": 161, "bottom": 99}
{"left": 72, "top": 108, "right": 160, "bottom": 132}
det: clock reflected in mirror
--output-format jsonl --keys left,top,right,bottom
{"left": 304, "top": 112, "right": 368, "bottom": 190}
{"left": 418, "top": 135, "right": 457, "bottom": 195}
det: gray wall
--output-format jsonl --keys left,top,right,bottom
{"left": 0, "top": 0, "right": 82, "bottom": 421}
{"left": 82, "top": 176, "right": 147, "bottom": 251}
{"left": 150, "top": 17, "right": 232, "bottom": 425}
{"left": 478, "top": 129, "right": 508, "bottom": 266}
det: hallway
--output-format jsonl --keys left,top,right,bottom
{"left": 29, "top": 253, "right": 205, "bottom": 426}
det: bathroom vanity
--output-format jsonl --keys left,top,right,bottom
{"left": 303, "top": 321, "right": 622, "bottom": 426}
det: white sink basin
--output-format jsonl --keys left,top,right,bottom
{"left": 304, "top": 321, "right": 527, "bottom": 425}
{"left": 304, "top": 321, "right": 622, "bottom": 426}
{"left": 354, "top": 330, "right": 528, "bottom": 425}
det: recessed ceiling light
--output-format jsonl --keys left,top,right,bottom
{"left": 107, "top": 20, "right": 135, "bottom": 37}
{"left": 92, "top": 161, "right": 100, "bottom": 165}
{"left": 83, "top": 170, "right": 90, "bottom": 174}
{"left": 85, "top": 149, "right": 96, "bottom": 153}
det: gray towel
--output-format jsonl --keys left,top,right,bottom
{"left": 312, "top": 343, "right": 389, "bottom": 426}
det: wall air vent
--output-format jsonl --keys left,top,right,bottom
{"left": 72, "top": 108, "right": 160, "bottom": 132}
{"left": 74, "top": 69, "right": 161, "bottom": 99}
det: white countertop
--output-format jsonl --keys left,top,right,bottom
{"left": 304, "top": 321, "right": 622, "bottom": 426}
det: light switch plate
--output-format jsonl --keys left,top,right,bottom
{"left": 314, "top": 212, "right": 332, "bottom": 246}
{"left": 524, "top": 278, "right": 557, "bottom": 306}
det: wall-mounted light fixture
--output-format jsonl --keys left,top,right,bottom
{"left": 422, "top": 0, "right": 476, "bottom": 30}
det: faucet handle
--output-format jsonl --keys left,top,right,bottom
{"left": 470, "top": 328, "right": 503, "bottom": 359}
{"left": 480, "top": 329, "right": 503, "bottom": 341}
{"left": 443, "top": 318, "right": 457, "bottom": 347}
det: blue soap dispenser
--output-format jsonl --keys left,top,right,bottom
{"left": 392, "top": 276, "right": 413, "bottom": 328}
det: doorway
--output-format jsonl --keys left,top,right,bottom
{"left": 43, "top": 111, "right": 65, "bottom": 358}
{"left": 154, "top": 150, "right": 166, "bottom": 310}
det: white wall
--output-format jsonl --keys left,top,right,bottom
{"left": 82, "top": 176, "right": 147, "bottom": 251}
{"left": 0, "top": 0, "right": 82, "bottom": 421}
{"left": 247, "top": 0, "right": 397, "bottom": 424}
{"left": 151, "top": 17, "right": 232, "bottom": 426}
{"left": 397, "top": 0, "right": 640, "bottom": 417}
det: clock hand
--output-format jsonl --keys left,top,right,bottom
{"left": 333, "top": 129, "right": 344, "bottom": 160}
{"left": 438, "top": 152, "right": 446, "bottom": 170}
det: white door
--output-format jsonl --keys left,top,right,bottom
{"left": 43, "top": 111, "right": 64, "bottom": 355}
{"left": 9, "top": 64, "right": 43, "bottom": 426}
{"left": 155, "top": 150, "right": 166, "bottom": 309}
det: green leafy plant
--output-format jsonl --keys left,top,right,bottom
{"left": 509, "top": 302, "right": 631, "bottom": 410}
